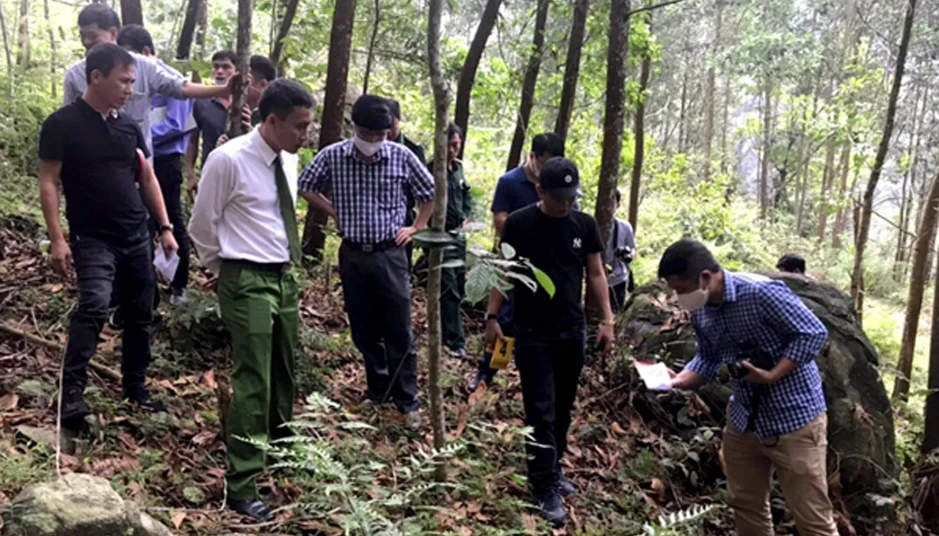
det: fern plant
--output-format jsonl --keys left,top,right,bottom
{"left": 642, "top": 504, "right": 721, "bottom": 535}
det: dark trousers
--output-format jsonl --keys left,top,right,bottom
{"left": 64, "top": 232, "right": 155, "bottom": 393}
{"left": 441, "top": 241, "right": 466, "bottom": 351}
{"left": 515, "top": 324, "right": 586, "bottom": 492}
{"left": 609, "top": 281, "right": 627, "bottom": 312}
{"left": 338, "top": 242, "right": 419, "bottom": 413}
{"left": 153, "top": 154, "right": 190, "bottom": 292}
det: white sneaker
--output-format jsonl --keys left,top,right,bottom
{"left": 169, "top": 289, "right": 189, "bottom": 306}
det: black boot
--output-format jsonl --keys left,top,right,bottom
{"left": 535, "top": 488, "right": 567, "bottom": 528}
{"left": 557, "top": 469, "right": 576, "bottom": 497}
{"left": 60, "top": 386, "right": 90, "bottom": 430}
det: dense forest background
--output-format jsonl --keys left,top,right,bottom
{"left": 1, "top": 0, "right": 939, "bottom": 534}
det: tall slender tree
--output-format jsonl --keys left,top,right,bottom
{"left": 42, "top": 0, "right": 54, "bottom": 97}
{"left": 362, "top": 0, "right": 381, "bottom": 95}
{"left": 505, "top": 0, "right": 550, "bottom": 172}
{"left": 228, "top": 0, "right": 252, "bottom": 138}
{"left": 454, "top": 0, "right": 501, "bottom": 154}
{"left": 628, "top": 14, "right": 652, "bottom": 232}
{"left": 850, "top": 0, "right": 917, "bottom": 320}
{"left": 595, "top": 0, "right": 631, "bottom": 244}
{"left": 302, "top": 0, "right": 357, "bottom": 258}
{"left": 120, "top": 0, "right": 143, "bottom": 26}
{"left": 0, "top": 0, "right": 12, "bottom": 97}
{"left": 923, "top": 244, "right": 939, "bottom": 454}
{"left": 270, "top": 0, "right": 301, "bottom": 69}
{"left": 426, "top": 0, "right": 448, "bottom": 481}
{"left": 555, "top": 0, "right": 589, "bottom": 140}
{"left": 15, "top": 0, "right": 28, "bottom": 67}
{"left": 702, "top": 0, "right": 722, "bottom": 181}
{"left": 176, "top": 0, "right": 203, "bottom": 59}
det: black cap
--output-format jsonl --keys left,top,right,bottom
{"left": 539, "top": 157, "right": 582, "bottom": 200}
{"left": 351, "top": 95, "right": 393, "bottom": 130}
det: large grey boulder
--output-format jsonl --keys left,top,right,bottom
{"left": 4, "top": 473, "right": 172, "bottom": 536}
{"left": 622, "top": 275, "right": 898, "bottom": 526}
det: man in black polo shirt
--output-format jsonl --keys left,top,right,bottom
{"left": 185, "top": 50, "right": 239, "bottom": 193}
{"left": 38, "top": 44, "right": 179, "bottom": 429}
{"left": 484, "top": 158, "right": 615, "bottom": 528}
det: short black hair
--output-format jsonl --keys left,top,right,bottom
{"left": 249, "top": 55, "right": 277, "bottom": 82}
{"left": 776, "top": 254, "right": 806, "bottom": 274}
{"left": 78, "top": 4, "right": 120, "bottom": 31}
{"left": 447, "top": 122, "right": 463, "bottom": 140}
{"left": 258, "top": 79, "right": 315, "bottom": 121}
{"left": 657, "top": 238, "right": 721, "bottom": 281}
{"left": 614, "top": 189, "right": 622, "bottom": 204}
{"left": 531, "top": 133, "right": 565, "bottom": 158}
{"left": 85, "top": 43, "right": 135, "bottom": 84}
{"left": 386, "top": 98, "right": 401, "bottom": 119}
{"left": 211, "top": 50, "right": 239, "bottom": 65}
{"left": 117, "top": 24, "right": 154, "bottom": 54}
{"left": 351, "top": 95, "right": 394, "bottom": 130}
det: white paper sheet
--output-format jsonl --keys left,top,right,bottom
{"left": 634, "top": 361, "right": 672, "bottom": 391}
{"left": 153, "top": 244, "right": 180, "bottom": 282}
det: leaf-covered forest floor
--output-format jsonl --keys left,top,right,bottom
{"left": 0, "top": 214, "right": 899, "bottom": 535}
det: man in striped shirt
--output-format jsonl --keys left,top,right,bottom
{"left": 298, "top": 95, "right": 434, "bottom": 429}
{"left": 658, "top": 239, "right": 837, "bottom": 536}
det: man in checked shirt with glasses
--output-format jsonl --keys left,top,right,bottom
{"left": 298, "top": 95, "right": 434, "bottom": 430}
{"left": 656, "top": 239, "right": 838, "bottom": 536}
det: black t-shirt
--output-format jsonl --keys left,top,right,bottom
{"left": 500, "top": 204, "right": 603, "bottom": 333}
{"left": 193, "top": 98, "right": 228, "bottom": 167}
{"left": 38, "top": 99, "right": 150, "bottom": 242}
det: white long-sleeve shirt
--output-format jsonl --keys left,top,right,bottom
{"left": 188, "top": 129, "right": 299, "bottom": 275}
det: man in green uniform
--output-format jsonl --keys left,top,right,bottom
{"left": 436, "top": 123, "right": 472, "bottom": 358}
{"left": 188, "top": 80, "right": 315, "bottom": 521}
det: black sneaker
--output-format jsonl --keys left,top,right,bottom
{"left": 108, "top": 307, "right": 124, "bottom": 330}
{"left": 535, "top": 488, "right": 567, "bottom": 528}
{"left": 468, "top": 369, "right": 495, "bottom": 391}
{"left": 228, "top": 498, "right": 274, "bottom": 522}
{"left": 123, "top": 388, "right": 167, "bottom": 413}
{"left": 558, "top": 471, "right": 577, "bottom": 497}
{"left": 60, "top": 387, "right": 90, "bottom": 430}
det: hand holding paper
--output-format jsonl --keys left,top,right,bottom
{"left": 153, "top": 243, "right": 180, "bottom": 282}
{"left": 634, "top": 361, "right": 673, "bottom": 391}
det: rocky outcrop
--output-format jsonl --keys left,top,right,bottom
{"left": 621, "top": 275, "right": 898, "bottom": 525}
{"left": 3, "top": 473, "right": 171, "bottom": 536}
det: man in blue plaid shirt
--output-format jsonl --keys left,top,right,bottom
{"left": 658, "top": 239, "right": 837, "bottom": 536}
{"left": 298, "top": 95, "right": 434, "bottom": 430}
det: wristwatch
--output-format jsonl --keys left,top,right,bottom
{"left": 485, "top": 314, "right": 498, "bottom": 322}
{"left": 158, "top": 224, "right": 174, "bottom": 235}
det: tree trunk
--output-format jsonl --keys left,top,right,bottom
{"left": 505, "top": 0, "right": 550, "bottom": 172}
{"left": 628, "top": 15, "right": 651, "bottom": 233}
{"left": 0, "top": 0, "right": 12, "bottom": 97}
{"left": 677, "top": 72, "right": 687, "bottom": 154}
{"left": 595, "top": 0, "right": 631, "bottom": 245}
{"left": 270, "top": 0, "right": 301, "bottom": 71}
{"left": 759, "top": 80, "right": 772, "bottom": 222}
{"left": 176, "top": 0, "right": 203, "bottom": 59}
{"left": 227, "top": 0, "right": 252, "bottom": 138}
{"left": 923, "top": 241, "right": 939, "bottom": 454}
{"left": 15, "top": 0, "right": 27, "bottom": 67}
{"left": 195, "top": 0, "right": 208, "bottom": 59}
{"left": 817, "top": 137, "right": 836, "bottom": 243}
{"left": 702, "top": 0, "right": 722, "bottom": 181}
{"left": 43, "top": 0, "right": 54, "bottom": 97}
{"left": 120, "top": 0, "right": 143, "bottom": 26}
{"left": 896, "top": 85, "right": 929, "bottom": 279}
{"left": 361, "top": 0, "right": 380, "bottom": 94}
{"left": 894, "top": 168, "right": 939, "bottom": 401}
{"left": 554, "top": 0, "right": 588, "bottom": 140}
{"left": 720, "top": 75, "right": 730, "bottom": 174}
{"left": 453, "top": 0, "right": 501, "bottom": 155}
{"left": 851, "top": 0, "right": 916, "bottom": 317}
{"left": 832, "top": 141, "right": 852, "bottom": 249}
{"left": 426, "top": 0, "right": 449, "bottom": 482}
{"left": 301, "top": 0, "right": 357, "bottom": 259}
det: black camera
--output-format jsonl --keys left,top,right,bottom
{"left": 727, "top": 342, "right": 774, "bottom": 379}
{"left": 615, "top": 247, "right": 634, "bottom": 263}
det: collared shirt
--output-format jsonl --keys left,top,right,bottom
{"left": 193, "top": 98, "right": 229, "bottom": 167}
{"left": 438, "top": 160, "right": 472, "bottom": 231}
{"left": 38, "top": 98, "right": 150, "bottom": 242}
{"left": 686, "top": 271, "right": 828, "bottom": 439}
{"left": 188, "top": 129, "right": 300, "bottom": 275}
{"left": 297, "top": 139, "right": 435, "bottom": 244}
{"left": 63, "top": 52, "right": 186, "bottom": 154}
{"left": 491, "top": 166, "right": 537, "bottom": 215}
{"left": 151, "top": 61, "right": 195, "bottom": 158}
{"left": 604, "top": 218, "right": 636, "bottom": 286}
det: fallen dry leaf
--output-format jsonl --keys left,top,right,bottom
{"left": 171, "top": 511, "right": 186, "bottom": 530}
{"left": 610, "top": 421, "right": 628, "bottom": 437}
{"left": 0, "top": 393, "right": 19, "bottom": 411}
{"left": 203, "top": 369, "right": 218, "bottom": 390}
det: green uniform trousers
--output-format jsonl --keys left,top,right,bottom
{"left": 440, "top": 238, "right": 467, "bottom": 352}
{"left": 218, "top": 260, "right": 299, "bottom": 500}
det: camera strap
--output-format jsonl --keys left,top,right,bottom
{"left": 719, "top": 310, "right": 767, "bottom": 434}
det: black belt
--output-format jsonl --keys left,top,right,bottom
{"left": 223, "top": 259, "right": 290, "bottom": 274}
{"left": 342, "top": 239, "right": 398, "bottom": 253}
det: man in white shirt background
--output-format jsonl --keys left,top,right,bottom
{"left": 188, "top": 79, "right": 314, "bottom": 522}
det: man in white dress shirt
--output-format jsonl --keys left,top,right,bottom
{"left": 188, "top": 79, "right": 313, "bottom": 522}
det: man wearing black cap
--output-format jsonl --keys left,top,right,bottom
{"left": 483, "top": 157, "right": 615, "bottom": 528}
{"left": 298, "top": 95, "right": 435, "bottom": 429}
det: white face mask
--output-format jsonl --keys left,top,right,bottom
{"left": 676, "top": 278, "right": 710, "bottom": 312}
{"left": 529, "top": 157, "right": 543, "bottom": 177}
{"left": 214, "top": 77, "right": 228, "bottom": 87}
{"left": 353, "top": 136, "right": 384, "bottom": 157}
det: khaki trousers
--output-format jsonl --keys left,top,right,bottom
{"left": 722, "top": 412, "right": 838, "bottom": 536}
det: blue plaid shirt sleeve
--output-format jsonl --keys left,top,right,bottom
{"left": 405, "top": 151, "right": 435, "bottom": 204}
{"left": 757, "top": 282, "right": 827, "bottom": 364}
{"left": 298, "top": 149, "right": 331, "bottom": 193}
{"left": 686, "top": 320, "right": 721, "bottom": 382}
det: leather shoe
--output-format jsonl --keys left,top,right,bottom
{"left": 60, "top": 387, "right": 90, "bottom": 431}
{"left": 228, "top": 498, "right": 274, "bottom": 522}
